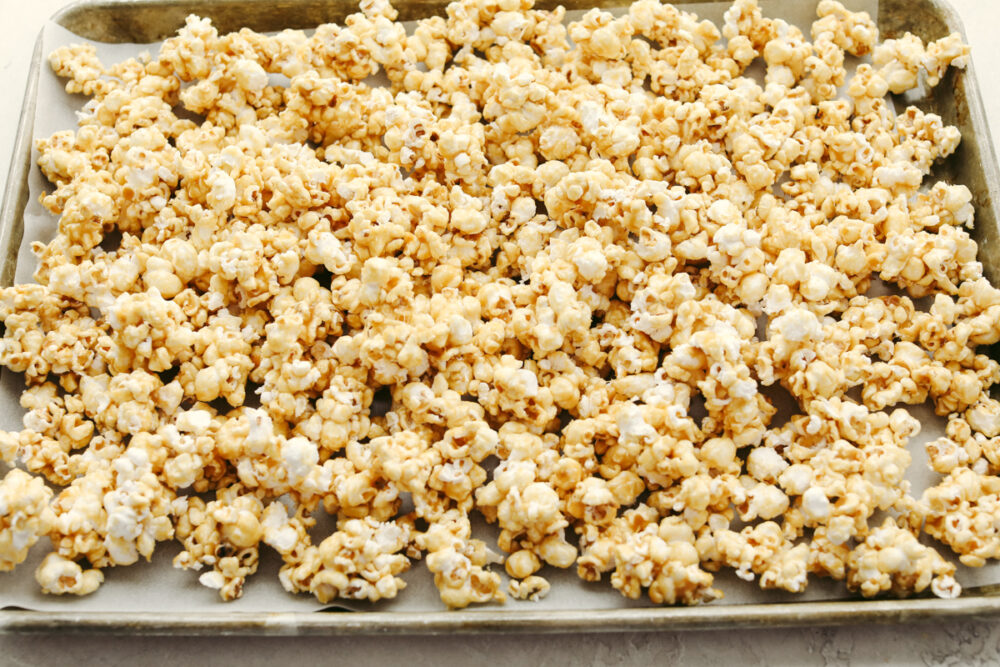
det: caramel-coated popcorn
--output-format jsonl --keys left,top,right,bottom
{"left": 1, "top": 0, "right": 993, "bottom": 609}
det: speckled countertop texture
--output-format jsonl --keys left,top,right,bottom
{"left": 1, "top": 0, "right": 999, "bottom": 663}
{"left": 3, "top": 621, "right": 1000, "bottom": 665}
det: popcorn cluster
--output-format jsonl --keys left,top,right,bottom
{"left": 2, "top": 0, "right": 990, "bottom": 608}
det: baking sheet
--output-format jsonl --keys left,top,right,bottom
{"left": 3, "top": 0, "right": 999, "bottom": 616}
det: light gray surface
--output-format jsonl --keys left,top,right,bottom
{"left": 1, "top": 620, "right": 1000, "bottom": 665}
{"left": 1, "top": 0, "right": 999, "bottom": 662}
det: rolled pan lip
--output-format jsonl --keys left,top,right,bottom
{"left": 2, "top": 593, "right": 1000, "bottom": 635}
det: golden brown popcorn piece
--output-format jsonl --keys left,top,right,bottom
{"left": 0, "top": 470, "right": 55, "bottom": 571}
{"left": 279, "top": 516, "right": 411, "bottom": 604}
{"left": 846, "top": 518, "right": 959, "bottom": 598}
{"left": 415, "top": 510, "right": 504, "bottom": 608}
{"left": 173, "top": 484, "right": 265, "bottom": 600}
{"left": 35, "top": 553, "right": 104, "bottom": 596}
{"left": 47, "top": 447, "right": 175, "bottom": 573}
{"left": 578, "top": 507, "right": 721, "bottom": 604}
{"left": 921, "top": 468, "right": 1000, "bottom": 567}
{"left": 811, "top": 0, "right": 877, "bottom": 57}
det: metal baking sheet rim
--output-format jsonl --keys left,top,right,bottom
{"left": 2, "top": 0, "right": 1000, "bottom": 634}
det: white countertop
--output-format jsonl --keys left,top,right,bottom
{"left": 1, "top": 0, "right": 999, "bottom": 663}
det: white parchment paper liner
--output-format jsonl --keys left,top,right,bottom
{"left": 3, "top": 0, "right": 998, "bottom": 615}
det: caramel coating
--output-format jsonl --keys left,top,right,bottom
{"left": 0, "top": 0, "right": 988, "bottom": 606}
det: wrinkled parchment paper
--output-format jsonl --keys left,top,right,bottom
{"left": 3, "top": 0, "right": 998, "bottom": 615}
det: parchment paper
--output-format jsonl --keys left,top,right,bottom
{"left": 4, "top": 0, "right": 997, "bottom": 615}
